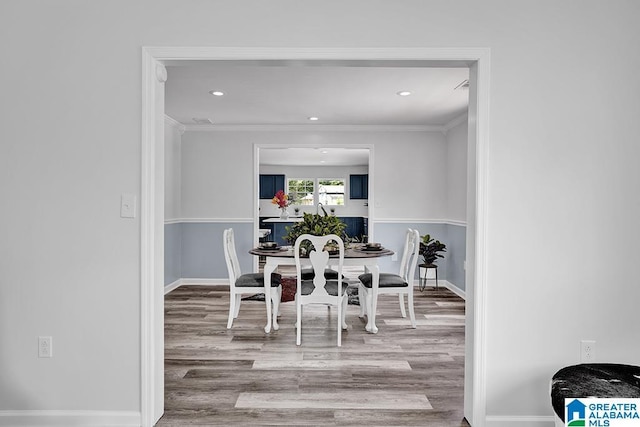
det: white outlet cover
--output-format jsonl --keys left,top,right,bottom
{"left": 120, "top": 194, "right": 137, "bottom": 218}
{"left": 38, "top": 336, "right": 52, "bottom": 358}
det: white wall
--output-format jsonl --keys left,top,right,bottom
{"left": 181, "top": 130, "right": 448, "bottom": 221}
{"left": 1, "top": 1, "right": 639, "bottom": 426}
{"left": 164, "top": 119, "right": 182, "bottom": 221}
{"left": 446, "top": 119, "right": 468, "bottom": 222}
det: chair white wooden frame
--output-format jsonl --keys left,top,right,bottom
{"left": 358, "top": 228, "right": 420, "bottom": 329}
{"left": 294, "top": 234, "right": 348, "bottom": 346}
{"left": 223, "top": 228, "right": 282, "bottom": 332}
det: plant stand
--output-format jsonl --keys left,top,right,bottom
{"left": 418, "top": 263, "right": 438, "bottom": 291}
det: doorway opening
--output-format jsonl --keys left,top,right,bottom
{"left": 142, "top": 47, "right": 490, "bottom": 427}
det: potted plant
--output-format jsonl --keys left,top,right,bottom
{"left": 284, "top": 207, "right": 347, "bottom": 253}
{"left": 420, "top": 234, "right": 447, "bottom": 265}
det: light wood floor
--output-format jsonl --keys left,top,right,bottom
{"left": 158, "top": 279, "right": 469, "bottom": 426}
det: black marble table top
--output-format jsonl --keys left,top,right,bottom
{"left": 551, "top": 363, "right": 640, "bottom": 421}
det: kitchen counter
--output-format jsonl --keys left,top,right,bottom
{"left": 263, "top": 217, "right": 304, "bottom": 223}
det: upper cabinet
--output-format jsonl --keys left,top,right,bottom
{"left": 259, "top": 174, "right": 285, "bottom": 199}
{"left": 349, "top": 174, "right": 368, "bottom": 200}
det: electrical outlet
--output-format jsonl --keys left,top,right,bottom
{"left": 38, "top": 336, "right": 52, "bottom": 358}
{"left": 581, "top": 340, "right": 595, "bottom": 363}
{"left": 120, "top": 193, "right": 137, "bottom": 218}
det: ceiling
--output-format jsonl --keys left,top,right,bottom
{"left": 259, "top": 147, "right": 370, "bottom": 167}
{"left": 164, "top": 61, "right": 469, "bottom": 165}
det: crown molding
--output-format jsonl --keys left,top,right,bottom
{"left": 181, "top": 124, "right": 444, "bottom": 132}
{"left": 164, "top": 115, "right": 186, "bottom": 134}
{"left": 442, "top": 113, "right": 468, "bottom": 135}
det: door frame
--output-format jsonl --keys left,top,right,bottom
{"left": 141, "top": 46, "right": 491, "bottom": 427}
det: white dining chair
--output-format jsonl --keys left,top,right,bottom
{"left": 223, "top": 228, "right": 282, "bottom": 329}
{"left": 358, "top": 228, "right": 420, "bottom": 329}
{"left": 294, "top": 234, "right": 348, "bottom": 346}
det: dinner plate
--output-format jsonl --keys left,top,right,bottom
{"left": 359, "top": 246, "right": 384, "bottom": 252}
{"left": 260, "top": 245, "right": 282, "bottom": 250}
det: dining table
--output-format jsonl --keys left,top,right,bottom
{"left": 249, "top": 243, "right": 394, "bottom": 334}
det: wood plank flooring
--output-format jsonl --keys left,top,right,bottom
{"left": 158, "top": 280, "right": 469, "bottom": 426}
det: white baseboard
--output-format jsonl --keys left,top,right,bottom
{"left": 485, "top": 415, "right": 556, "bottom": 427}
{"left": 0, "top": 410, "right": 140, "bottom": 426}
{"left": 180, "top": 278, "right": 228, "bottom": 286}
{"left": 164, "top": 279, "right": 182, "bottom": 295}
{"left": 414, "top": 280, "right": 466, "bottom": 300}
{"left": 441, "top": 280, "right": 466, "bottom": 300}
{"left": 164, "top": 278, "right": 229, "bottom": 294}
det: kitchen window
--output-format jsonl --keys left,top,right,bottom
{"left": 288, "top": 178, "right": 345, "bottom": 206}
{"left": 288, "top": 179, "right": 315, "bottom": 205}
{"left": 318, "top": 179, "right": 345, "bottom": 206}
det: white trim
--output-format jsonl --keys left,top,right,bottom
{"left": 373, "top": 218, "right": 467, "bottom": 226}
{"left": 485, "top": 415, "right": 556, "bottom": 427}
{"left": 0, "top": 410, "right": 140, "bottom": 427}
{"left": 180, "top": 278, "right": 228, "bottom": 286}
{"left": 164, "top": 279, "right": 182, "bottom": 295}
{"left": 183, "top": 124, "right": 444, "bottom": 132}
{"left": 472, "top": 48, "right": 491, "bottom": 427}
{"left": 164, "top": 115, "right": 186, "bottom": 134}
{"left": 140, "top": 48, "right": 155, "bottom": 427}
{"left": 142, "top": 46, "right": 490, "bottom": 427}
{"left": 442, "top": 113, "right": 468, "bottom": 135}
{"left": 164, "top": 277, "right": 229, "bottom": 295}
{"left": 441, "top": 280, "right": 466, "bottom": 300}
{"left": 164, "top": 278, "right": 228, "bottom": 295}
{"left": 165, "top": 217, "right": 254, "bottom": 224}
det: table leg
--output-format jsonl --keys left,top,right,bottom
{"left": 365, "top": 264, "right": 379, "bottom": 334}
{"left": 263, "top": 262, "right": 277, "bottom": 333}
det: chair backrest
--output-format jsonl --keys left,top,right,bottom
{"left": 223, "top": 228, "right": 241, "bottom": 287}
{"left": 294, "top": 234, "right": 344, "bottom": 298}
{"left": 398, "top": 228, "right": 421, "bottom": 284}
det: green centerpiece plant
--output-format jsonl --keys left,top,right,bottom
{"left": 284, "top": 208, "right": 347, "bottom": 254}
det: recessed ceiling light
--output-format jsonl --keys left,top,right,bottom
{"left": 320, "top": 160, "right": 326, "bottom": 164}
{"left": 209, "top": 90, "right": 224, "bottom": 96}
{"left": 308, "top": 116, "right": 319, "bottom": 121}
{"left": 397, "top": 91, "right": 412, "bottom": 97}
{"left": 321, "top": 150, "right": 329, "bottom": 154}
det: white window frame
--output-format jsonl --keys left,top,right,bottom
{"left": 318, "top": 178, "right": 346, "bottom": 207}
{"left": 287, "top": 178, "right": 316, "bottom": 206}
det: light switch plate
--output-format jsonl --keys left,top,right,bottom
{"left": 121, "top": 194, "right": 136, "bottom": 218}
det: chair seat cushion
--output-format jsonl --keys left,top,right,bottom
{"left": 236, "top": 272, "right": 282, "bottom": 287}
{"left": 358, "top": 273, "right": 408, "bottom": 288}
{"left": 301, "top": 279, "right": 349, "bottom": 296}
{"left": 300, "top": 267, "right": 343, "bottom": 281}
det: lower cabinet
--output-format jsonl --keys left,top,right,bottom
{"left": 261, "top": 216, "right": 367, "bottom": 245}
{"left": 340, "top": 217, "right": 366, "bottom": 242}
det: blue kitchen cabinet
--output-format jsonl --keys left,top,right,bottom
{"left": 259, "top": 174, "right": 285, "bottom": 199}
{"left": 339, "top": 216, "right": 365, "bottom": 241}
{"left": 349, "top": 174, "right": 368, "bottom": 200}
